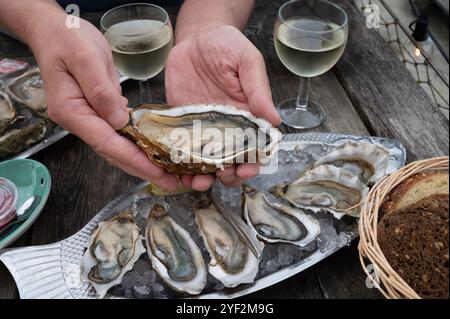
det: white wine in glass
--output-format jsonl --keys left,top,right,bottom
{"left": 101, "top": 4, "right": 173, "bottom": 103}
{"left": 275, "top": 17, "right": 347, "bottom": 78}
{"left": 104, "top": 19, "right": 173, "bottom": 80}
{"left": 274, "top": 0, "right": 348, "bottom": 129}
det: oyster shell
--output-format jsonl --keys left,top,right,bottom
{"left": 0, "top": 91, "right": 16, "bottom": 134}
{"left": 122, "top": 104, "right": 281, "bottom": 175}
{"left": 81, "top": 212, "right": 146, "bottom": 298}
{"left": 0, "top": 120, "right": 47, "bottom": 159}
{"left": 271, "top": 165, "right": 369, "bottom": 218}
{"left": 6, "top": 68, "right": 47, "bottom": 117}
{"left": 195, "top": 198, "right": 264, "bottom": 288}
{"left": 314, "top": 141, "right": 390, "bottom": 184}
{"left": 146, "top": 204, "right": 207, "bottom": 295}
{"left": 242, "top": 185, "right": 320, "bottom": 247}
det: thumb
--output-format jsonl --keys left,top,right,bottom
{"left": 68, "top": 51, "right": 129, "bottom": 129}
{"left": 239, "top": 47, "right": 281, "bottom": 126}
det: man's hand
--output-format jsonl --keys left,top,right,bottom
{"left": 165, "top": 25, "right": 281, "bottom": 191}
{"left": 16, "top": 5, "right": 178, "bottom": 191}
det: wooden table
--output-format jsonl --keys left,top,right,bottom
{"left": 0, "top": 0, "right": 448, "bottom": 299}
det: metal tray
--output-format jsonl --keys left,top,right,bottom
{"left": 5, "top": 74, "right": 129, "bottom": 161}
{"left": 0, "top": 133, "right": 406, "bottom": 299}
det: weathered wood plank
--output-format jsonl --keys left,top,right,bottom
{"left": 314, "top": 241, "right": 382, "bottom": 299}
{"left": 0, "top": 262, "right": 17, "bottom": 299}
{"left": 248, "top": 268, "right": 324, "bottom": 299}
{"left": 0, "top": 32, "right": 32, "bottom": 59}
{"left": 333, "top": 0, "right": 449, "bottom": 160}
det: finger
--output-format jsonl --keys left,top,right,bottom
{"left": 191, "top": 174, "right": 215, "bottom": 192}
{"left": 88, "top": 123, "right": 179, "bottom": 191}
{"left": 68, "top": 50, "right": 129, "bottom": 129}
{"left": 239, "top": 47, "right": 281, "bottom": 126}
{"left": 108, "top": 62, "right": 123, "bottom": 95}
{"left": 181, "top": 175, "right": 194, "bottom": 188}
{"left": 216, "top": 166, "right": 237, "bottom": 185}
{"left": 236, "top": 163, "right": 261, "bottom": 180}
{"left": 50, "top": 70, "right": 178, "bottom": 190}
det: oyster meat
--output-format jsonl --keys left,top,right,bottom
{"left": 242, "top": 185, "right": 320, "bottom": 247}
{"left": 6, "top": 68, "right": 47, "bottom": 117}
{"left": 0, "top": 120, "right": 47, "bottom": 159}
{"left": 122, "top": 104, "right": 281, "bottom": 175}
{"left": 146, "top": 204, "right": 207, "bottom": 295}
{"left": 195, "top": 198, "right": 264, "bottom": 288}
{"left": 314, "top": 141, "right": 390, "bottom": 184}
{"left": 271, "top": 165, "right": 369, "bottom": 218}
{"left": 0, "top": 91, "right": 16, "bottom": 134}
{"left": 81, "top": 212, "right": 146, "bottom": 298}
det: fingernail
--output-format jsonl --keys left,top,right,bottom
{"left": 107, "top": 108, "right": 129, "bottom": 129}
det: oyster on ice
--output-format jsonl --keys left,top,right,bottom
{"left": 271, "top": 165, "right": 369, "bottom": 218}
{"left": 6, "top": 68, "right": 47, "bottom": 117}
{"left": 0, "top": 91, "right": 16, "bottom": 134}
{"left": 242, "top": 185, "right": 320, "bottom": 247}
{"left": 146, "top": 204, "right": 207, "bottom": 295}
{"left": 122, "top": 104, "right": 281, "bottom": 175}
{"left": 0, "top": 120, "right": 47, "bottom": 159}
{"left": 81, "top": 212, "right": 146, "bottom": 298}
{"left": 314, "top": 141, "right": 390, "bottom": 184}
{"left": 195, "top": 198, "right": 264, "bottom": 288}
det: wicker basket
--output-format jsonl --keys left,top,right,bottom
{"left": 358, "top": 156, "right": 449, "bottom": 299}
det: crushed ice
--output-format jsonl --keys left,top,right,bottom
{"left": 95, "top": 141, "right": 359, "bottom": 298}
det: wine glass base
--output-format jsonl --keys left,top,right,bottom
{"left": 277, "top": 98, "right": 325, "bottom": 129}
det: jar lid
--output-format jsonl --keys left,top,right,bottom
{"left": 0, "top": 177, "right": 18, "bottom": 229}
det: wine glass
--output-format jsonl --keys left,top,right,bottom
{"left": 101, "top": 3, "right": 173, "bottom": 103}
{"left": 274, "top": 0, "right": 348, "bottom": 129}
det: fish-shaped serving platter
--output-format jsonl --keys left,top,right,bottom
{"left": 0, "top": 133, "right": 406, "bottom": 299}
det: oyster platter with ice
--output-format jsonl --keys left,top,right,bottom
{"left": 0, "top": 132, "right": 406, "bottom": 299}
{"left": 0, "top": 67, "right": 63, "bottom": 159}
{"left": 0, "top": 67, "right": 129, "bottom": 160}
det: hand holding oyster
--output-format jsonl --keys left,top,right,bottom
{"left": 122, "top": 103, "right": 281, "bottom": 188}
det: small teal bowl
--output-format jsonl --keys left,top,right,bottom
{"left": 0, "top": 159, "right": 51, "bottom": 249}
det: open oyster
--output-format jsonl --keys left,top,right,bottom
{"left": 0, "top": 91, "right": 16, "bottom": 134}
{"left": 0, "top": 120, "right": 47, "bottom": 159}
{"left": 242, "top": 185, "right": 320, "bottom": 247}
{"left": 314, "top": 141, "right": 390, "bottom": 184}
{"left": 81, "top": 212, "right": 146, "bottom": 298}
{"left": 271, "top": 165, "right": 369, "bottom": 218}
{"left": 122, "top": 104, "right": 281, "bottom": 175}
{"left": 6, "top": 68, "right": 47, "bottom": 117}
{"left": 195, "top": 198, "right": 264, "bottom": 288}
{"left": 146, "top": 204, "right": 207, "bottom": 295}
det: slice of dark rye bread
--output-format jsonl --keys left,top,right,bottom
{"left": 380, "top": 171, "right": 449, "bottom": 217}
{"left": 378, "top": 194, "right": 449, "bottom": 299}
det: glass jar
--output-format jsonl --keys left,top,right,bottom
{"left": 0, "top": 177, "right": 18, "bottom": 231}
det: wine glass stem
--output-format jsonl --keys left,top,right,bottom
{"left": 296, "top": 76, "right": 310, "bottom": 110}
{"left": 139, "top": 79, "right": 152, "bottom": 103}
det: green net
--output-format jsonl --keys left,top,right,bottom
{"left": 355, "top": 0, "right": 449, "bottom": 117}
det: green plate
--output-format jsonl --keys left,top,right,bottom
{"left": 0, "top": 159, "right": 51, "bottom": 249}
